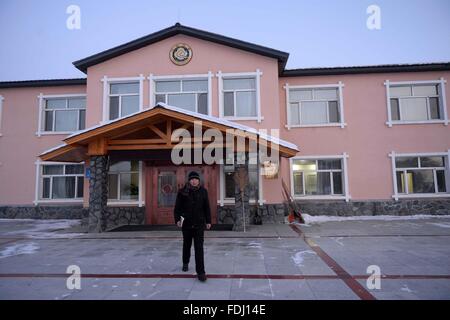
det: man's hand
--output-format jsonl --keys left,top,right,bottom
{"left": 206, "top": 224, "right": 211, "bottom": 230}
{"left": 177, "top": 221, "right": 182, "bottom": 227}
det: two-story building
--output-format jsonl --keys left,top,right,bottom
{"left": 1, "top": 23, "right": 449, "bottom": 232}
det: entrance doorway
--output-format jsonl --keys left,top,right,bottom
{"left": 145, "top": 165, "right": 217, "bottom": 224}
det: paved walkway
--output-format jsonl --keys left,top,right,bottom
{"left": 0, "top": 217, "right": 449, "bottom": 300}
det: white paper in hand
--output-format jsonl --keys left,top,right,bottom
{"left": 180, "top": 216, "right": 184, "bottom": 227}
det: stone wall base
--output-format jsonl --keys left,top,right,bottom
{"left": 1, "top": 199, "right": 449, "bottom": 227}
{"left": 0, "top": 205, "right": 86, "bottom": 219}
{"left": 296, "top": 198, "right": 450, "bottom": 216}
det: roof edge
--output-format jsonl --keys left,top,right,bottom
{"left": 281, "top": 62, "right": 450, "bottom": 77}
{"left": 73, "top": 23, "right": 289, "bottom": 73}
{"left": 0, "top": 78, "right": 86, "bottom": 89}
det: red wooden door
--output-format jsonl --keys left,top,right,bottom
{"left": 145, "top": 165, "right": 217, "bottom": 225}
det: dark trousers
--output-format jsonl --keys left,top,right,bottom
{"left": 182, "top": 226, "right": 205, "bottom": 275}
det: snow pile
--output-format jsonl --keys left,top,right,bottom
{"left": 300, "top": 214, "right": 450, "bottom": 225}
{"left": 426, "top": 222, "right": 450, "bottom": 228}
{"left": 0, "top": 242, "right": 40, "bottom": 259}
{"left": 291, "top": 250, "right": 316, "bottom": 267}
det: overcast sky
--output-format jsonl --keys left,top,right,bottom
{"left": 1, "top": 0, "right": 449, "bottom": 81}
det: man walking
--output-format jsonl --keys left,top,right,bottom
{"left": 174, "top": 171, "right": 211, "bottom": 282}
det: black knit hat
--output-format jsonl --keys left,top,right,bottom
{"left": 188, "top": 171, "right": 200, "bottom": 181}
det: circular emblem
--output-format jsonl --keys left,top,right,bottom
{"left": 170, "top": 43, "right": 192, "bottom": 66}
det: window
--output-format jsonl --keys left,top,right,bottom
{"left": 41, "top": 96, "right": 86, "bottom": 133}
{"left": 386, "top": 79, "right": 448, "bottom": 126}
{"left": 155, "top": 79, "right": 208, "bottom": 114}
{"left": 40, "top": 163, "right": 84, "bottom": 200}
{"left": 222, "top": 162, "right": 259, "bottom": 203}
{"left": 223, "top": 78, "right": 256, "bottom": 117}
{"left": 109, "top": 82, "right": 140, "bottom": 120}
{"left": 394, "top": 155, "right": 448, "bottom": 195}
{"left": 292, "top": 159, "right": 344, "bottom": 196}
{"left": 108, "top": 161, "right": 139, "bottom": 201}
{"left": 218, "top": 70, "right": 262, "bottom": 122}
{"left": 288, "top": 87, "right": 341, "bottom": 126}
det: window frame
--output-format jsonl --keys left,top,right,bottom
{"left": 218, "top": 163, "right": 264, "bottom": 206}
{"left": 389, "top": 150, "right": 450, "bottom": 200}
{"left": 36, "top": 94, "right": 87, "bottom": 136}
{"left": 217, "top": 70, "right": 263, "bottom": 122}
{"left": 107, "top": 160, "right": 144, "bottom": 207}
{"left": 101, "top": 75, "right": 144, "bottom": 122}
{"left": 148, "top": 72, "right": 212, "bottom": 116}
{"left": 289, "top": 153, "right": 351, "bottom": 201}
{"left": 385, "top": 78, "right": 448, "bottom": 127}
{"left": 34, "top": 160, "right": 85, "bottom": 204}
{"left": 284, "top": 82, "right": 346, "bottom": 129}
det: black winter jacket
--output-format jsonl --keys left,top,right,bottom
{"left": 174, "top": 184, "right": 211, "bottom": 228}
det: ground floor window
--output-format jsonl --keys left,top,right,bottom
{"left": 107, "top": 160, "right": 139, "bottom": 201}
{"left": 395, "top": 155, "right": 448, "bottom": 195}
{"left": 291, "top": 158, "right": 344, "bottom": 196}
{"left": 40, "top": 163, "right": 84, "bottom": 200}
{"left": 223, "top": 163, "right": 258, "bottom": 202}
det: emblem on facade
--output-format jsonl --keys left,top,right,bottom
{"left": 170, "top": 43, "right": 192, "bottom": 65}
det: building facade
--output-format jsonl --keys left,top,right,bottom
{"left": 1, "top": 24, "right": 449, "bottom": 231}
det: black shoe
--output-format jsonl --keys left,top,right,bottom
{"left": 182, "top": 264, "right": 189, "bottom": 272}
{"left": 197, "top": 274, "right": 207, "bottom": 282}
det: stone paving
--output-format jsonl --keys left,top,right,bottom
{"left": 0, "top": 217, "right": 449, "bottom": 300}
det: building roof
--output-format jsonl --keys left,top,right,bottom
{"left": 0, "top": 78, "right": 86, "bottom": 88}
{"left": 73, "top": 23, "right": 290, "bottom": 74}
{"left": 40, "top": 102, "right": 299, "bottom": 162}
{"left": 281, "top": 62, "right": 450, "bottom": 77}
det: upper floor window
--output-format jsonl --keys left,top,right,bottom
{"left": 109, "top": 82, "right": 140, "bottom": 120}
{"left": 102, "top": 75, "right": 144, "bottom": 122}
{"left": 385, "top": 79, "right": 448, "bottom": 126}
{"left": 39, "top": 163, "right": 84, "bottom": 201}
{"left": 154, "top": 79, "right": 208, "bottom": 114}
{"left": 223, "top": 78, "right": 256, "bottom": 117}
{"left": 285, "top": 83, "right": 346, "bottom": 129}
{"left": 391, "top": 152, "right": 449, "bottom": 200}
{"left": 38, "top": 95, "right": 86, "bottom": 135}
{"left": 218, "top": 70, "right": 262, "bottom": 122}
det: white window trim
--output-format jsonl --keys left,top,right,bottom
{"left": 289, "top": 153, "right": 351, "bottom": 202}
{"left": 389, "top": 150, "right": 450, "bottom": 201}
{"left": 217, "top": 70, "right": 263, "bottom": 123}
{"left": 36, "top": 93, "right": 87, "bottom": 137}
{"left": 148, "top": 72, "right": 212, "bottom": 115}
{"left": 34, "top": 160, "right": 85, "bottom": 205}
{"left": 385, "top": 78, "right": 448, "bottom": 127}
{"left": 0, "top": 95, "right": 3, "bottom": 137}
{"left": 106, "top": 160, "right": 144, "bottom": 207}
{"left": 218, "top": 164, "right": 265, "bottom": 206}
{"left": 284, "top": 82, "right": 346, "bottom": 129}
{"left": 101, "top": 75, "right": 144, "bottom": 123}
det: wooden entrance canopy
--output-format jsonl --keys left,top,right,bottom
{"left": 39, "top": 103, "right": 299, "bottom": 162}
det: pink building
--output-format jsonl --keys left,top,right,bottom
{"left": 0, "top": 24, "right": 449, "bottom": 232}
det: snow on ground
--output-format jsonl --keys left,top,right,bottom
{"left": 298, "top": 214, "right": 450, "bottom": 225}
{"left": 0, "top": 242, "right": 40, "bottom": 259}
{"left": 426, "top": 222, "right": 450, "bottom": 228}
{"left": 291, "top": 250, "right": 316, "bottom": 267}
{"left": 0, "top": 219, "right": 83, "bottom": 238}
